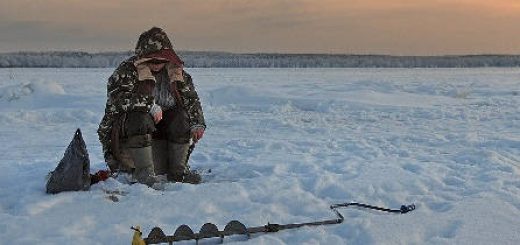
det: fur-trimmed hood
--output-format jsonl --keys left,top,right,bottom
{"left": 133, "top": 27, "right": 184, "bottom": 82}
{"left": 134, "top": 27, "right": 183, "bottom": 65}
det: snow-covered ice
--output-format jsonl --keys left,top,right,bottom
{"left": 0, "top": 68, "right": 519, "bottom": 244}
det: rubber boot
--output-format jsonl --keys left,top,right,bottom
{"left": 182, "top": 170, "right": 202, "bottom": 184}
{"left": 152, "top": 140, "right": 168, "bottom": 176}
{"left": 128, "top": 146, "right": 157, "bottom": 187}
{"left": 118, "top": 146, "right": 136, "bottom": 173}
{"left": 167, "top": 143, "right": 200, "bottom": 184}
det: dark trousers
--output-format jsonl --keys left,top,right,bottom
{"left": 123, "top": 105, "right": 191, "bottom": 143}
{"left": 123, "top": 106, "right": 192, "bottom": 180}
{"left": 153, "top": 106, "right": 191, "bottom": 143}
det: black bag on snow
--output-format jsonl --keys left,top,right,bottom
{"left": 46, "top": 129, "right": 91, "bottom": 194}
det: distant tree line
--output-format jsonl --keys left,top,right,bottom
{"left": 1, "top": 51, "right": 520, "bottom": 68}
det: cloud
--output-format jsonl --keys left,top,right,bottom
{"left": 0, "top": 0, "right": 519, "bottom": 54}
{"left": 0, "top": 20, "right": 132, "bottom": 52}
{"left": 0, "top": 21, "right": 78, "bottom": 42}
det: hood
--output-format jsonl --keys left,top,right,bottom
{"left": 134, "top": 27, "right": 183, "bottom": 67}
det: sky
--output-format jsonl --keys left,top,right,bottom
{"left": 1, "top": 0, "right": 520, "bottom": 55}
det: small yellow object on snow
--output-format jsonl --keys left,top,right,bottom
{"left": 131, "top": 226, "right": 146, "bottom": 245}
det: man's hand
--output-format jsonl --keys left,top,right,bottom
{"left": 191, "top": 127, "right": 205, "bottom": 143}
{"left": 149, "top": 104, "right": 162, "bottom": 123}
{"left": 152, "top": 110, "right": 163, "bottom": 123}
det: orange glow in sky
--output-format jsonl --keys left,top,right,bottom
{"left": 0, "top": 0, "right": 519, "bottom": 55}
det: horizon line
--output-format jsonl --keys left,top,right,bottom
{"left": 2, "top": 50, "right": 520, "bottom": 57}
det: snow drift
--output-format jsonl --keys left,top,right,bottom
{"left": 0, "top": 68, "right": 519, "bottom": 244}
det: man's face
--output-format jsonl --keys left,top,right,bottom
{"left": 148, "top": 63, "right": 167, "bottom": 72}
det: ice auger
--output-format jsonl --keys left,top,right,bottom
{"left": 138, "top": 202, "right": 415, "bottom": 244}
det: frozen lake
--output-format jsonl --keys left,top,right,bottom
{"left": 0, "top": 68, "right": 519, "bottom": 244}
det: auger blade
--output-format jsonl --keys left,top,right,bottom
{"left": 223, "top": 220, "right": 249, "bottom": 237}
{"left": 144, "top": 227, "right": 167, "bottom": 244}
{"left": 199, "top": 223, "right": 221, "bottom": 239}
{"left": 173, "top": 224, "right": 196, "bottom": 241}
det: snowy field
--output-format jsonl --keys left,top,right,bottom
{"left": 0, "top": 68, "right": 519, "bottom": 244}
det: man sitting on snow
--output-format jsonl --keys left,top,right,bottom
{"left": 98, "top": 27, "right": 206, "bottom": 186}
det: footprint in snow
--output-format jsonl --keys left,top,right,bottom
{"left": 402, "top": 163, "right": 423, "bottom": 174}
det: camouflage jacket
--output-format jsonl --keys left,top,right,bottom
{"left": 98, "top": 27, "right": 205, "bottom": 165}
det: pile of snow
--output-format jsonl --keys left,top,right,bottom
{"left": 0, "top": 81, "right": 65, "bottom": 102}
{"left": 0, "top": 68, "right": 519, "bottom": 244}
{"left": 0, "top": 69, "right": 106, "bottom": 125}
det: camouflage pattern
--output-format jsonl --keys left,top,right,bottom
{"left": 176, "top": 72, "right": 205, "bottom": 128}
{"left": 135, "top": 27, "right": 174, "bottom": 57}
{"left": 98, "top": 27, "right": 205, "bottom": 168}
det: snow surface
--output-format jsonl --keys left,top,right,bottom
{"left": 0, "top": 68, "right": 519, "bottom": 244}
